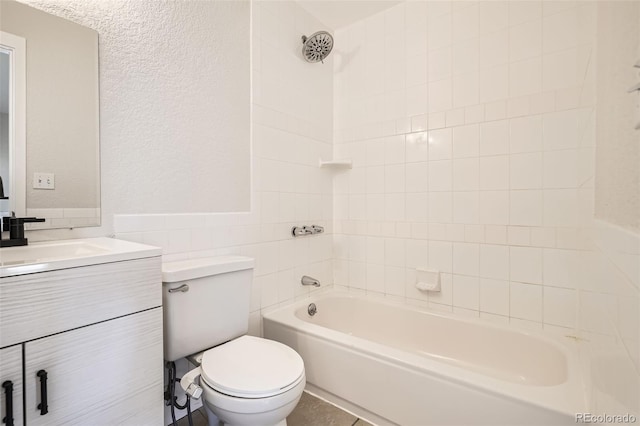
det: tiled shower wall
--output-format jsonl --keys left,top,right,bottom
{"left": 114, "top": 0, "right": 335, "bottom": 332}
{"left": 332, "top": 1, "right": 598, "bottom": 331}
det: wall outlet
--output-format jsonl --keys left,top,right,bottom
{"left": 33, "top": 172, "right": 55, "bottom": 190}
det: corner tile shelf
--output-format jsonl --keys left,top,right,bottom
{"left": 318, "top": 159, "right": 352, "bottom": 169}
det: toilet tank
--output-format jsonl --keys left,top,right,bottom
{"left": 162, "top": 256, "right": 254, "bottom": 361}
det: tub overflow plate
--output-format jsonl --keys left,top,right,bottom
{"left": 308, "top": 303, "right": 317, "bottom": 316}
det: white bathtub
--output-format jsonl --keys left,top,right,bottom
{"left": 263, "top": 292, "right": 588, "bottom": 426}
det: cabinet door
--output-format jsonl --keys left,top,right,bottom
{"left": 0, "top": 345, "right": 23, "bottom": 426}
{"left": 25, "top": 308, "right": 163, "bottom": 426}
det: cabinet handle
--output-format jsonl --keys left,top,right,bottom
{"left": 2, "top": 380, "right": 13, "bottom": 426}
{"left": 36, "top": 370, "right": 48, "bottom": 415}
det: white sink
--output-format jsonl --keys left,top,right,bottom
{"left": 0, "top": 241, "right": 109, "bottom": 265}
{"left": 0, "top": 238, "right": 161, "bottom": 277}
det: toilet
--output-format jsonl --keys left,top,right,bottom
{"left": 162, "top": 256, "right": 305, "bottom": 426}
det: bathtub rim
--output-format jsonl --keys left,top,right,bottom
{"left": 262, "top": 290, "right": 590, "bottom": 418}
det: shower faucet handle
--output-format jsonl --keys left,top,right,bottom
{"left": 291, "top": 226, "right": 313, "bottom": 237}
{"left": 291, "top": 225, "right": 324, "bottom": 237}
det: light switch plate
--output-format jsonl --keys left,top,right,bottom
{"left": 33, "top": 172, "right": 55, "bottom": 189}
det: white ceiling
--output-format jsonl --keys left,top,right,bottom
{"left": 296, "top": 1, "right": 401, "bottom": 30}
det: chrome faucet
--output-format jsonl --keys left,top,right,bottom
{"left": 301, "top": 275, "right": 320, "bottom": 287}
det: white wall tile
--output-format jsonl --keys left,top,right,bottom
{"left": 453, "top": 71, "right": 480, "bottom": 108}
{"left": 485, "top": 225, "right": 508, "bottom": 245}
{"left": 543, "top": 150, "right": 578, "bottom": 188}
{"left": 453, "top": 2, "right": 479, "bottom": 42}
{"left": 480, "top": 278, "right": 510, "bottom": 316}
{"left": 508, "top": 226, "right": 531, "bottom": 246}
{"left": 406, "top": 193, "right": 429, "bottom": 222}
{"left": 428, "top": 192, "right": 453, "bottom": 223}
{"left": 453, "top": 124, "right": 480, "bottom": 158}
{"left": 543, "top": 286, "right": 577, "bottom": 328}
{"left": 385, "top": 164, "right": 406, "bottom": 193}
{"left": 428, "top": 160, "right": 453, "bottom": 191}
{"left": 453, "top": 275, "right": 480, "bottom": 310}
{"left": 453, "top": 242, "right": 480, "bottom": 276}
{"left": 542, "top": 109, "right": 583, "bottom": 150}
{"left": 453, "top": 38, "right": 479, "bottom": 75}
{"left": 510, "top": 281, "right": 543, "bottom": 321}
{"left": 480, "top": 120, "right": 509, "bottom": 156}
{"left": 480, "top": 244, "right": 510, "bottom": 280}
{"left": 479, "top": 1, "right": 508, "bottom": 35}
{"left": 480, "top": 64, "right": 509, "bottom": 103}
{"left": 428, "top": 79, "right": 453, "bottom": 113}
{"left": 406, "top": 132, "right": 429, "bottom": 162}
{"left": 509, "top": 19, "right": 542, "bottom": 62}
{"left": 542, "top": 7, "right": 579, "bottom": 53}
{"left": 509, "top": 57, "right": 542, "bottom": 97}
{"left": 484, "top": 100, "right": 507, "bottom": 121}
{"left": 428, "top": 11, "right": 452, "bottom": 50}
{"left": 510, "top": 190, "right": 543, "bottom": 226}
{"left": 479, "top": 30, "right": 509, "bottom": 68}
{"left": 366, "top": 263, "right": 385, "bottom": 293}
{"left": 480, "top": 191, "right": 509, "bottom": 225}
{"left": 453, "top": 191, "right": 479, "bottom": 224}
{"left": 329, "top": 0, "right": 597, "bottom": 335}
{"left": 479, "top": 156, "right": 509, "bottom": 190}
{"left": 509, "top": 1, "right": 542, "bottom": 26}
{"left": 405, "top": 162, "right": 429, "bottom": 192}
{"left": 384, "top": 193, "right": 406, "bottom": 221}
{"left": 510, "top": 152, "right": 542, "bottom": 189}
{"left": 428, "top": 241, "right": 453, "bottom": 273}
{"left": 453, "top": 158, "right": 480, "bottom": 191}
{"left": 510, "top": 246, "right": 543, "bottom": 284}
{"left": 429, "top": 128, "right": 453, "bottom": 160}
{"left": 429, "top": 47, "right": 452, "bottom": 82}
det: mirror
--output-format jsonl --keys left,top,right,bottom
{"left": 0, "top": 51, "right": 9, "bottom": 205}
{"left": 0, "top": 0, "right": 100, "bottom": 229}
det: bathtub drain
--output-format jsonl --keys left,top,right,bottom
{"left": 308, "top": 303, "right": 317, "bottom": 316}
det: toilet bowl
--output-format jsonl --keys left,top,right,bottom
{"left": 161, "top": 256, "right": 306, "bottom": 426}
{"left": 198, "top": 335, "right": 305, "bottom": 426}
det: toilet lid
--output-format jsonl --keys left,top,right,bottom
{"left": 200, "top": 335, "right": 304, "bottom": 398}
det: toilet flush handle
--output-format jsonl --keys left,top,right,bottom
{"left": 180, "top": 367, "right": 203, "bottom": 399}
{"left": 168, "top": 284, "right": 189, "bottom": 293}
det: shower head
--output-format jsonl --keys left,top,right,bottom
{"left": 301, "top": 31, "right": 333, "bottom": 63}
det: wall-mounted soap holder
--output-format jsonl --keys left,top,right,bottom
{"left": 415, "top": 268, "right": 440, "bottom": 292}
{"left": 319, "top": 159, "right": 352, "bottom": 169}
{"left": 291, "top": 225, "right": 324, "bottom": 237}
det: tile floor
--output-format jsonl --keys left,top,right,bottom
{"left": 174, "top": 392, "right": 374, "bottom": 426}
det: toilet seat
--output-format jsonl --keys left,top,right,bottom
{"left": 200, "top": 335, "right": 305, "bottom": 399}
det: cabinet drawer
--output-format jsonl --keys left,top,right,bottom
{"left": 0, "top": 257, "right": 161, "bottom": 347}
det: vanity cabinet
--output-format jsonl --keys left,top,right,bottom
{"left": 0, "top": 255, "right": 163, "bottom": 426}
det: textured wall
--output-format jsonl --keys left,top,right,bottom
{"left": 113, "top": 0, "right": 335, "bottom": 325}
{"left": 594, "top": 1, "right": 640, "bottom": 232}
{"left": 18, "top": 0, "right": 251, "bottom": 219}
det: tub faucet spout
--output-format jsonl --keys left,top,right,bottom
{"left": 301, "top": 275, "right": 320, "bottom": 287}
